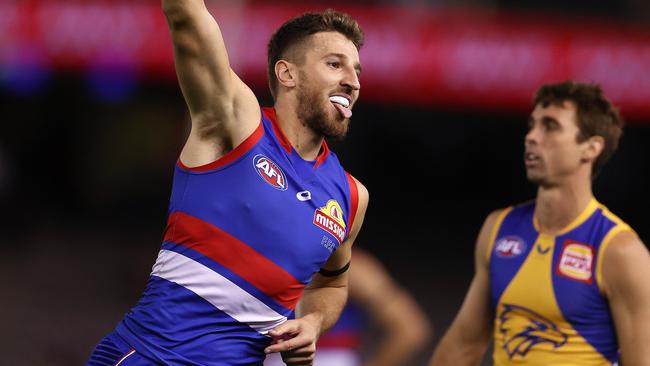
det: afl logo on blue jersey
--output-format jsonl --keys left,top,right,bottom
{"left": 495, "top": 236, "right": 527, "bottom": 258}
{"left": 253, "top": 154, "right": 287, "bottom": 191}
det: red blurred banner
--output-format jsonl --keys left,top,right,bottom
{"left": 2, "top": 2, "right": 650, "bottom": 119}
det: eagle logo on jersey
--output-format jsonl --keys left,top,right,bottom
{"left": 313, "top": 200, "right": 347, "bottom": 244}
{"left": 253, "top": 154, "right": 287, "bottom": 191}
{"left": 498, "top": 304, "right": 568, "bottom": 359}
{"left": 495, "top": 236, "right": 527, "bottom": 258}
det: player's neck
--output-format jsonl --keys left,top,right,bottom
{"left": 534, "top": 177, "right": 594, "bottom": 235}
{"left": 274, "top": 101, "right": 324, "bottom": 161}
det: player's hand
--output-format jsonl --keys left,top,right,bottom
{"left": 265, "top": 316, "right": 320, "bottom": 365}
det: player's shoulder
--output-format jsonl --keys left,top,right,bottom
{"left": 595, "top": 201, "right": 641, "bottom": 248}
{"left": 346, "top": 173, "right": 369, "bottom": 205}
{"left": 600, "top": 228, "right": 648, "bottom": 296}
{"left": 482, "top": 206, "right": 514, "bottom": 231}
{"left": 483, "top": 200, "right": 536, "bottom": 229}
{"left": 485, "top": 208, "right": 506, "bottom": 223}
{"left": 603, "top": 230, "right": 646, "bottom": 261}
{"left": 476, "top": 206, "right": 515, "bottom": 259}
{"left": 598, "top": 203, "right": 645, "bottom": 275}
{"left": 596, "top": 201, "right": 632, "bottom": 227}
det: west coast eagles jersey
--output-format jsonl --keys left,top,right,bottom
{"left": 115, "top": 107, "right": 359, "bottom": 365}
{"left": 488, "top": 199, "right": 632, "bottom": 365}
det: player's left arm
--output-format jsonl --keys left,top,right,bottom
{"left": 601, "top": 230, "right": 650, "bottom": 365}
{"left": 264, "top": 177, "right": 369, "bottom": 365}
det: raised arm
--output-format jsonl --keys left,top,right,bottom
{"left": 429, "top": 210, "right": 503, "bottom": 366}
{"left": 162, "top": 0, "right": 259, "bottom": 166}
{"left": 265, "top": 178, "right": 369, "bottom": 365}
{"left": 350, "top": 248, "right": 432, "bottom": 366}
{"left": 601, "top": 230, "right": 650, "bottom": 365}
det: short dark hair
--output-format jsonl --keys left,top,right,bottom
{"left": 267, "top": 9, "right": 364, "bottom": 99}
{"left": 533, "top": 80, "right": 624, "bottom": 178}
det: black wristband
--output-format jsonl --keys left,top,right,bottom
{"left": 318, "top": 261, "right": 351, "bottom": 277}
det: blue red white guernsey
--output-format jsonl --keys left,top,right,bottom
{"left": 113, "top": 107, "right": 360, "bottom": 365}
{"left": 487, "top": 198, "right": 634, "bottom": 365}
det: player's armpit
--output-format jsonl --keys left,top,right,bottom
{"left": 601, "top": 231, "right": 650, "bottom": 365}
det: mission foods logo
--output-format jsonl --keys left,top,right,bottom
{"left": 253, "top": 154, "right": 287, "bottom": 191}
{"left": 495, "top": 236, "right": 527, "bottom": 258}
{"left": 313, "top": 200, "right": 347, "bottom": 244}
{"left": 557, "top": 241, "right": 594, "bottom": 283}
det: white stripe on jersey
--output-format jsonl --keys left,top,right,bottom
{"left": 115, "top": 349, "right": 136, "bottom": 366}
{"left": 152, "top": 249, "right": 288, "bottom": 334}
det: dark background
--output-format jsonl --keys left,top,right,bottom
{"left": 1, "top": 0, "right": 649, "bottom": 365}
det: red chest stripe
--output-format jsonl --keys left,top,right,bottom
{"left": 164, "top": 212, "right": 304, "bottom": 310}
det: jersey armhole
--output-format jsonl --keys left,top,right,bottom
{"left": 595, "top": 223, "right": 634, "bottom": 294}
{"left": 345, "top": 172, "right": 359, "bottom": 235}
{"left": 485, "top": 207, "right": 513, "bottom": 265}
{"left": 177, "top": 121, "right": 264, "bottom": 173}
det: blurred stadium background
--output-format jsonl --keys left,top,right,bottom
{"left": 1, "top": 0, "right": 649, "bottom": 365}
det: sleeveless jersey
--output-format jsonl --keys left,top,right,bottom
{"left": 488, "top": 198, "right": 632, "bottom": 365}
{"left": 115, "top": 107, "right": 359, "bottom": 365}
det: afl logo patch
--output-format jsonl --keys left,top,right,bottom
{"left": 495, "top": 236, "right": 527, "bottom": 258}
{"left": 253, "top": 154, "right": 287, "bottom": 191}
{"left": 557, "top": 241, "right": 594, "bottom": 283}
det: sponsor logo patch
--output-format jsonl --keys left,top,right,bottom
{"left": 296, "top": 190, "right": 312, "bottom": 201}
{"left": 253, "top": 154, "right": 287, "bottom": 191}
{"left": 313, "top": 200, "right": 347, "bottom": 244}
{"left": 495, "top": 236, "right": 527, "bottom": 258}
{"left": 556, "top": 240, "right": 594, "bottom": 283}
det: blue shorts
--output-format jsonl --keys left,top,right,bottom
{"left": 87, "top": 332, "right": 157, "bottom": 366}
{"left": 87, "top": 329, "right": 266, "bottom": 365}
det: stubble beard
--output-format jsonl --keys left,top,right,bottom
{"left": 526, "top": 172, "right": 545, "bottom": 186}
{"left": 526, "top": 169, "right": 557, "bottom": 189}
{"left": 296, "top": 80, "right": 350, "bottom": 141}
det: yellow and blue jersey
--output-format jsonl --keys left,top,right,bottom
{"left": 488, "top": 198, "right": 632, "bottom": 365}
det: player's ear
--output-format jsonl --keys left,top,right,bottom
{"left": 275, "top": 60, "right": 296, "bottom": 89}
{"left": 582, "top": 135, "right": 604, "bottom": 163}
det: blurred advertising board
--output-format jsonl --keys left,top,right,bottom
{"left": 2, "top": 2, "right": 649, "bottom": 119}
